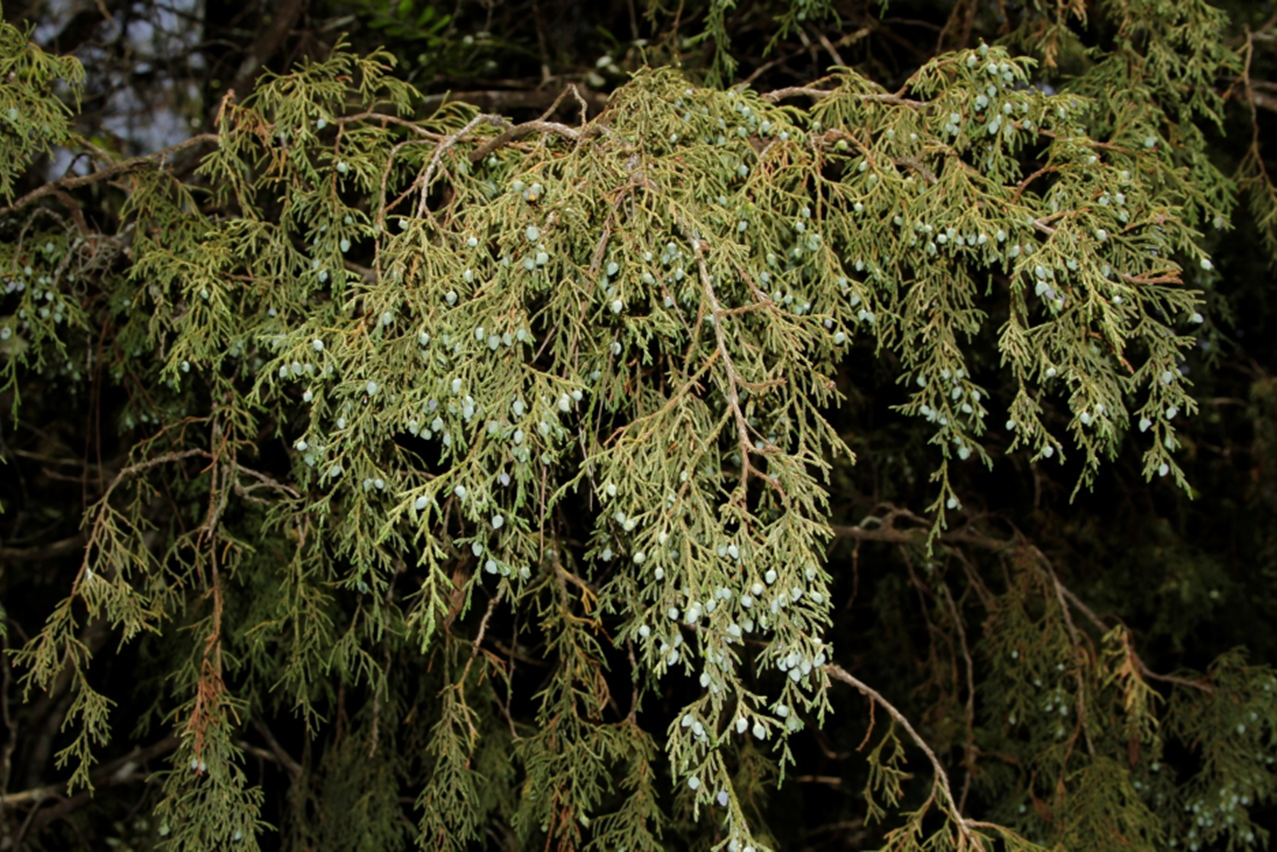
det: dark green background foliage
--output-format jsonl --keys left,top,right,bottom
{"left": 3, "top": 0, "right": 1277, "bottom": 849}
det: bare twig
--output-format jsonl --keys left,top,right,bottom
{"left": 762, "top": 85, "right": 837, "bottom": 102}
{"left": 761, "top": 88, "right": 927, "bottom": 108}
{"left": 418, "top": 87, "right": 608, "bottom": 115}
{"left": 793, "top": 774, "right": 844, "bottom": 787}
{"left": 414, "top": 113, "right": 510, "bottom": 218}
{"left": 809, "top": 27, "right": 846, "bottom": 68}
{"left": 336, "top": 110, "right": 445, "bottom": 140}
{"left": 223, "top": 0, "right": 305, "bottom": 109}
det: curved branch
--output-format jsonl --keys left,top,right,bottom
{"left": 6, "top": 733, "right": 178, "bottom": 843}
{"left": 1054, "top": 580, "right": 1214, "bottom": 694}
{"left": 466, "top": 118, "right": 592, "bottom": 164}
{"left": 0, "top": 134, "right": 219, "bottom": 219}
{"left": 825, "top": 664, "right": 984, "bottom": 847}
{"left": 833, "top": 508, "right": 1217, "bottom": 696}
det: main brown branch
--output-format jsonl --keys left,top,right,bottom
{"left": 0, "top": 134, "right": 219, "bottom": 219}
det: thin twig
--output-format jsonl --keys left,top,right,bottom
{"left": 414, "top": 113, "right": 509, "bottom": 218}
{"left": 761, "top": 88, "right": 927, "bottom": 108}
{"left": 809, "top": 27, "right": 846, "bottom": 68}
{"left": 938, "top": 581, "right": 977, "bottom": 810}
{"left": 834, "top": 508, "right": 1216, "bottom": 695}
{"left": 1037, "top": 554, "right": 1096, "bottom": 756}
{"left": 336, "top": 110, "right": 445, "bottom": 140}
{"left": 79, "top": 448, "right": 212, "bottom": 583}
{"left": 687, "top": 232, "right": 765, "bottom": 513}
{"left": 1056, "top": 583, "right": 1214, "bottom": 694}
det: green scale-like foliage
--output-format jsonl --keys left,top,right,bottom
{"left": 4, "top": 5, "right": 1277, "bottom": 850}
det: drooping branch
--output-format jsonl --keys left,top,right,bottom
{"left": 824, "top": 663, "right": 1020, "bottom": 850}
{"left": 833, "top": 506, "right": 1217, "bottom": 694}
{"left": 249, "top": 716, "right": 301, "bottom": 779}
{"left": 78, "top": 447, "right": 212, "bottom": 583}
{"left": 937, "top": 581, "right": 978, "bottom": 810}
{"left": 1054, "top": 580, "right": 1214, "bottom": 694}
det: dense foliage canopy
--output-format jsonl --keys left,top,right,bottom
{"left": 4, "top": 0, "right": 1277, "bottom": 849}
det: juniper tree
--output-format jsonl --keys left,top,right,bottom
{"left": 4, "top": 1, "right": 1277, "bottom": 850}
